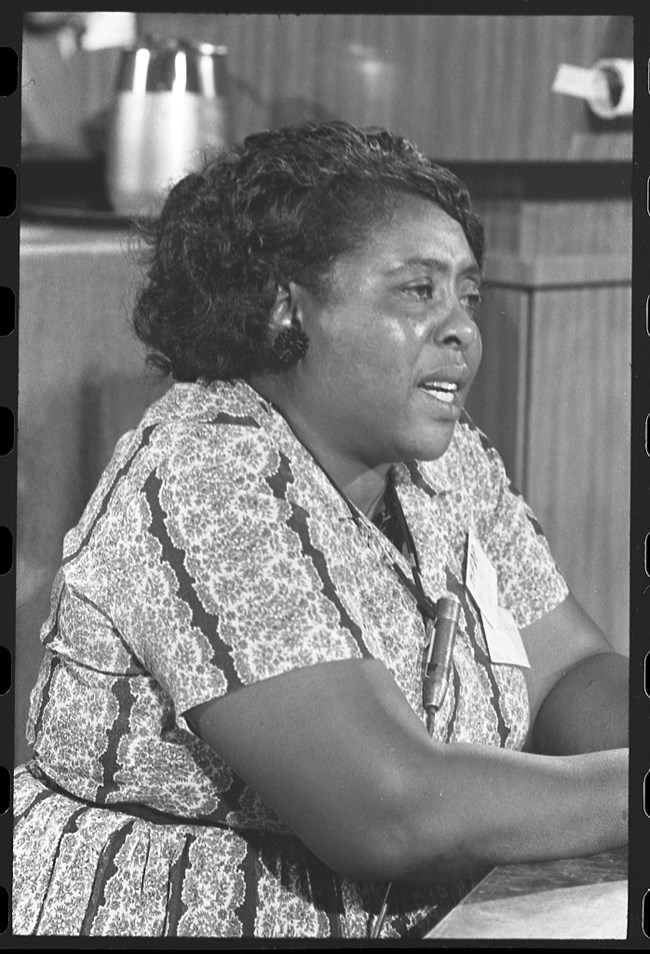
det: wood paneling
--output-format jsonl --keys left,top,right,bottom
{"left": 475, "top": 198, "right": 632, "bottom": 258}
{"left": 468, "top": 171, "right": 631, "bottom": 655}
{"left": 525, "top": 284, "right": 630, "bottom": 652}
{"left": 25, "top": 14, "right": 630, "bottom": 160}
{"left": 138, "top": 13, "right": 627, "bottom": 160}
{"left": 466, "top": 255, "right": 631, "bottom": 654}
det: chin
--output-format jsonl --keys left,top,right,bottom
{"left": 410, "top": 422, "right": 457, "bottom": 462}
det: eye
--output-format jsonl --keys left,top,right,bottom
{"left": 461, "top": 289, "right": 483, "bottom": 318}
{"left": 404, "top": 281, "right": 434, "bottom": 301}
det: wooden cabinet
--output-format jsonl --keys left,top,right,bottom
{"left": 466, "top": 195, "right": 631, "bottom": 653}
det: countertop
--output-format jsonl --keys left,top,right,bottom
{"left": 21, "top": 220, "right": 133, "bottom": 250}
{"left": 426, "top": 847, "right": 628, "bottom": 939}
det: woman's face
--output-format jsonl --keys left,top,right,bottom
{"left": 283, "top": 193, "right": 483, "bottom": 477}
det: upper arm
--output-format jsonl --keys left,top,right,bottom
{"left": 186, "top": 648, "right": 629, "bottom": 881}
{"left": 519, "top": 592, "right": 628, "bottom": 754}
{"left": 464, "top": 431, "right": 624, "bottom": 748}
{"left": 186, "top": 657, "right": 435, "bottom": 880}
{"left": 520, "top": 591, "right": 614, "bottom": 726}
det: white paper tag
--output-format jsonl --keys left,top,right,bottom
{"left": 552, "top": 64, "right": 610, "bottom": 102}
{"left": 466, "top": 526, "right": 530, "bottom": 668}
{"left": 552, "top": 61, "right": 633, "bottom": 119}
{"left": 466, "top": 525, "right": 498, "bottom": 623}
{"left": 482, "top": 605, "right": 531, "bottom": 669}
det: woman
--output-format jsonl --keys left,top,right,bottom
{"left": 13, "top": 121, "right": 628, "bottom": 938}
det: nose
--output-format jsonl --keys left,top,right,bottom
{"left": 433, "top": 300, "right": 479, "bottom": 351}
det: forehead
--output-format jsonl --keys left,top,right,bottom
{"left": 335, "top": 193, "right": 478, "bottom": 278}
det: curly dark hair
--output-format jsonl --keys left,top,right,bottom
{"left": 132, "top": 121, "right": 485, "bottom": 382}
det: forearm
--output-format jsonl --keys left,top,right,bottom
{"left": 530, "top": 652, "right": 628, "bottom": 755}
{"left": 392, "top": 652, "right": 629, "bottom": 884}
{"left": 390, "top": 741, "right": 628, "bottom": 885}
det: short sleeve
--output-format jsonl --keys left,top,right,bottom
{"left": 466, "top": 428, "right": 569, "bottom": 630}
{"left": 113, "top": 421, "right": 368, "bottom": 724}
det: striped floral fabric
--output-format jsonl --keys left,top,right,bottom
{"left": 13, "top": 379, "right": 568, "bottom": 937}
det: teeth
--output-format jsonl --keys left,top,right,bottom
{"left": 420, "top": 381, "right": 458, "bottom": 403}
{"left": 421, "top": 381, "right": 458, "bottom": 392}
{"left": 431, "top": 390, "right": 455, "bottom": 403}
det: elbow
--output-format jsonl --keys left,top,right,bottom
{"left": 331, "top": 824, "right": 416, "bottom": 883}
{"left": 300, "top": 764, "right": 417, "bottom": 881}
{"left": 332, "top": 813, "right": 480, "bottom": 886}
{"left": 315, "top": 763, "right": 477, "bottom": 885}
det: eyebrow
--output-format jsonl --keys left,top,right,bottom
{"left": 387, "top": 256, "right": 482, "bottom": 280}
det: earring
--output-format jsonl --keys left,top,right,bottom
{"left": 272, "top": 318, "right": 309, "bottom": 370}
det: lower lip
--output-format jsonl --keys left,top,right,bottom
{"left": 418, "top": 387, "right": 461, "bottom": 418}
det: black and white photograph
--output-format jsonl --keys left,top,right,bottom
{"left": 6, "top": 8, "right": 642, "bottom": 941}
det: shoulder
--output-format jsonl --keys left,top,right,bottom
{"left": 66, "top": 380, "right": 285, "bottom": 547}
{"left": 135, "top": 379, "right": 282, "bottom": 484}
{"left": 142, "top": 379, "right": 270, "bottom": 440}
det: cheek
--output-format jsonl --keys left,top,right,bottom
{"left": 470, "top": 328, "right": 483, "bottom": 376}
{"left": 335, "top": 318, "right": 410, "bottom": 375}
{"left": 368, "top": 318, "right": 422, "bottom": 363}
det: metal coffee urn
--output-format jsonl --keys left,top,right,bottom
{"left": 106, "top": 36, "right": 230, "bottom": 216}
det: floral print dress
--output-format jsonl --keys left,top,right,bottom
{"left": 13, "top": 379, "right": 568, "bottom": 938}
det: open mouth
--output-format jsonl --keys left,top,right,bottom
{"left": 418, "top": 380, "right": 459, "bottom": 404}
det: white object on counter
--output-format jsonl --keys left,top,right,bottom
{"left": 78, "top": 12, "right": 137, "bottom": 52}
{"left": 552, "top": 59, "right": 633, "bottom": 119}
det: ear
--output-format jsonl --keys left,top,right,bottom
{"left": 269, "top": 282, "right": 304, "bottom": 335}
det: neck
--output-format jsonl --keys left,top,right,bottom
{"left": 341, "top": 469, "right": 390, "bottom": 517}
{"left": 248, "top": 374, "right": 391, "bottom": 517}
